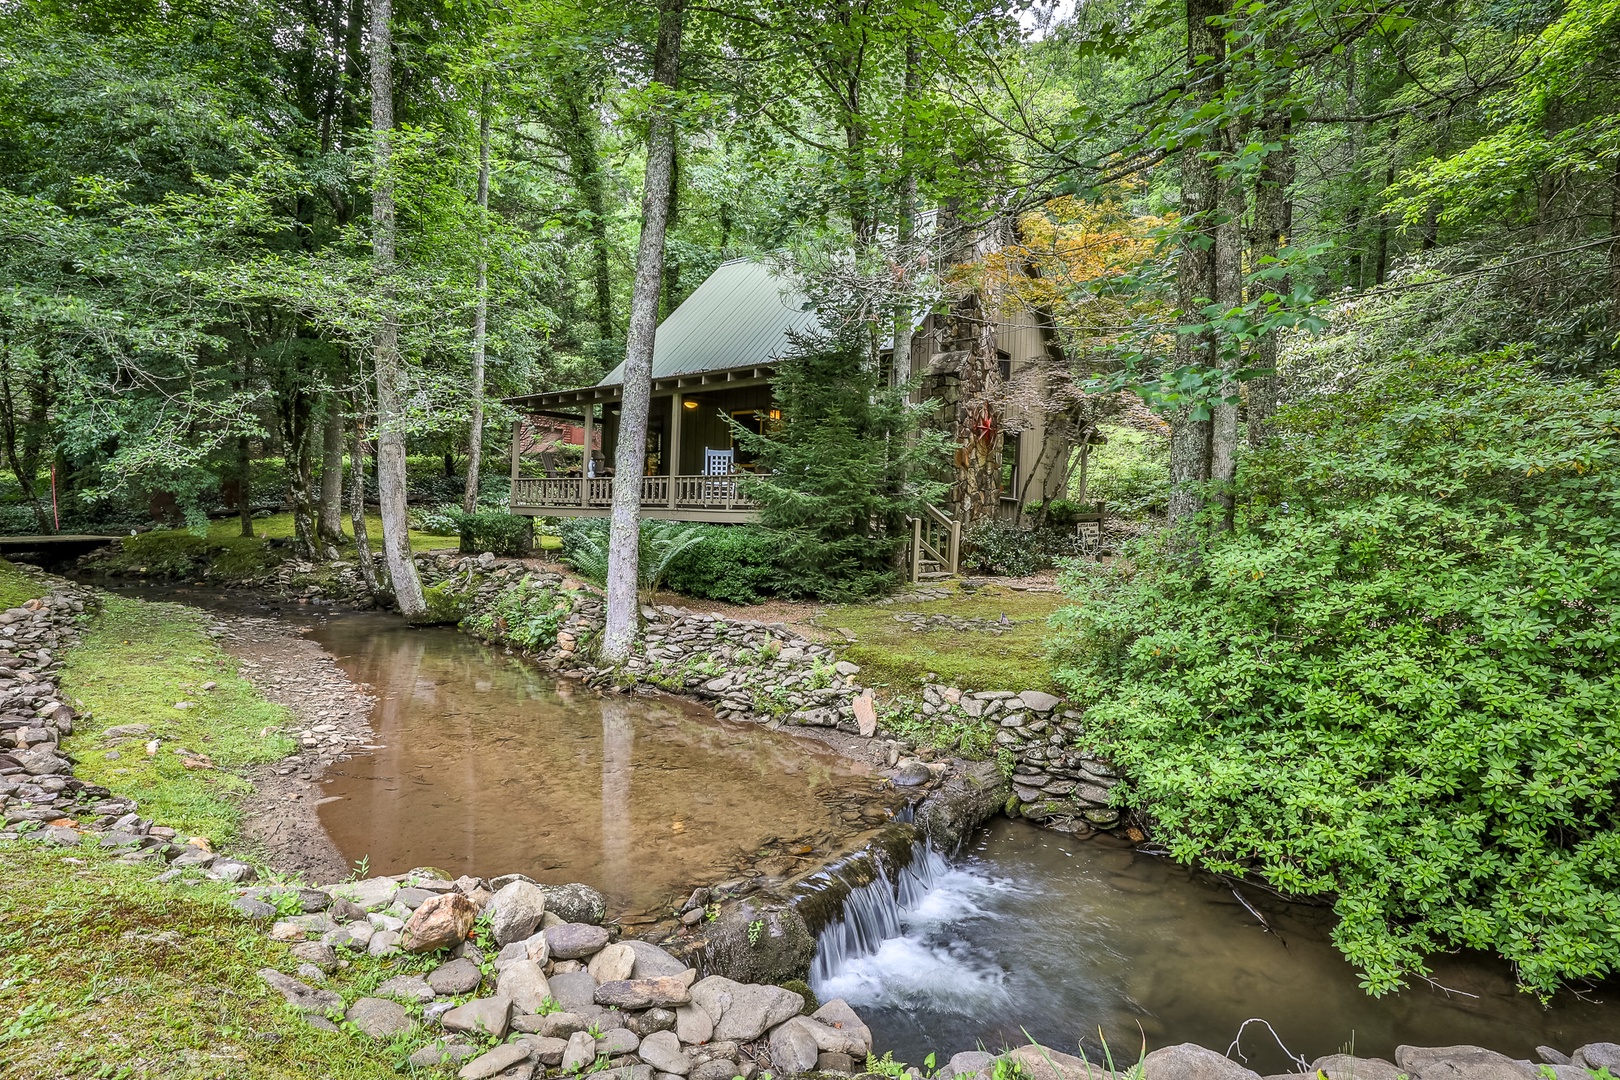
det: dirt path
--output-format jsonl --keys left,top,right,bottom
{"left": 207, "top": 611, "right": 377, "bottom": 884}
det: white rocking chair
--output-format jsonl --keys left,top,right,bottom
{"left": 703, "top": 448, "right": 735, "bottom": 503}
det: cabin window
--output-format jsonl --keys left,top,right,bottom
{"left": 996, "top": 350, "right": 1011, "bottom": 382}
{"left": 999, "top": 435, "right": 1020, "bottom": 497}
{"left": 728, "top": 409, "right": 782, "bottom": 467}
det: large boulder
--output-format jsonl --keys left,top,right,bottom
{"left": 542, "top": 882, "right": 608, "bottom": 925}
{"left": 403, "top": 891, "right": 479, "bottom": 953}
{"left": 429, "top": 957, "right": 485, "bottom": 996}
{"left": 1574, "top": 1046, "right": 1620, "bottom": 1072}
{"left": 1006, "top": 1045, "right": 1127, "bottom": 1080}
{"left": 695, "top": 904, "right": 815, "bottom": 985}
{"left": 588, "top": 943, "right": 636, "bottom": 983}
{"left": 1142, "top": 1044, "right": 1260, "bottom": 1080}
{"left": 914, "top": 759, "right": 1010, "bottom": 851}
{"left": 487, "top": 881, "right": 549, "bottom": 946}
{"left": 690, "top": 976, "right": 804, "bottom": 1042}
{"left": 458, "top": 1043, "right": 533, "bottom": 1080}
{"left": 325, "top": 876, "right": 399, "bottom": 912}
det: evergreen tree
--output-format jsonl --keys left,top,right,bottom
{"left": 738, "top": 327, "right": 946, "bottom": 600}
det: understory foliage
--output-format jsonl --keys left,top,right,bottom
{"left": 1050, "top": 350, "right": 1620, "bottom": 996}
{"left": 467, "top": 575, "right": 572, "bottom": 650}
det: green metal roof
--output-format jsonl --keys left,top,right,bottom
{"left": 595, "top": 258, "right": 819, "bottom": 386}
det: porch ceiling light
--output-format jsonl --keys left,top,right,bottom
{"left": 683, "top": 400, "right": 699, "bottom": 409}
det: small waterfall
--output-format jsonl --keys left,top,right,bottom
{"left": 796, "top": 825, "right": 949, "bottom": 990}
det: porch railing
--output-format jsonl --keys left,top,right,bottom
{"left": 511, "top": 474, "right": 759, "bottom": 514}
{"left": 906, "top": 504, "right": 961, "bottom": 583}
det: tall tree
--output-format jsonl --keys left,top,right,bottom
{"left": 369, "top": 0, "right": 427, "bottom": 615}
{"left": 464, "top": 86, "right": 492, "bottom": 515}
{"left": 602, "top": 0, "right": 686, "bottom": 661}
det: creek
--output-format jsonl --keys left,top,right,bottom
{"left": 807, "top": 819, "right": 1620, "bottom": 1074}
{"left": 81, "top": 580, "right": 1620, "bottom": 1071}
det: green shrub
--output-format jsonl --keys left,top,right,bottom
{"left": 453, "top": 511, "right": 534, "bottom": 557}
{"left": 963, "top": 520, "right": 1042, "bottom": 576}
{"left": 1082, "top": 423, "right": 1168, "bottom": 519}
{"left": 1048, "top": 350, "right": 1620, "bottom": 996}
{"left": 662, "top": 525, "right": 782, "bottom": 604}
{"left": 467, "top": 574, "right": 571, "bottom": 649}
{"left": 558, "top": 518, "right": 707, "bottom": 602}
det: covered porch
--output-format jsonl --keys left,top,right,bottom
{"left": 505, "top": 364, "right": 777, "bottom": 523}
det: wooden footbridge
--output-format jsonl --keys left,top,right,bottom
{"left": 0, "top": 535, "right": 120, "bottom": 559}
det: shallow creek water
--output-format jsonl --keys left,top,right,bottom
{"left": 814, "top": 819, "right": 1619, "bottom": 1073}
{"left": 304, "top": 612, "right": 894, "bottom": 915}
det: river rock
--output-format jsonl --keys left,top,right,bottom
{"left": 692, "top": 1060, "right": 739, "bottom": 1080}
{"left": 1006, "top": 1045, "right": 1128, "bottom": 1080}
{"left": 289, "top": 941, "right": 339, "bottom": 974}
{"left": 639, "top": 1031, "right": 692, "bottom": 1075}
{"left": 675, "top": 1003, "right": 713, "bottom": 1044}
{"left": 513, "top": 1011, "right": 589, "bottom": 1039}
{"left": 1142, "top": 1044, "right": 1260, "bottom": 1080}
{"left": 345, "top": 997, "right": 415, "bottom": 1040}
{"left": 561, "top": 1031, "right": 596, "bottom": 1073}
{"left": 460, "top": 1043, "right": 535, "bottom": 1080}
{"left": 624, "top": 939, "right": 687, "bottom": 979}
{"left": 853, "top": 692, "right": 878, "bottom": 738}
{"left": 589, "top": 942, "right": 636, "bottom": 983}
{"left": 404, "top": 891, "right": 479, "bottom": 952}
{"left": 542, "top": 882, "right": 608, "bottom": 925}
{"left": 488, "top": 881, "right": 549, "bottom": 946}
{"left": 595, "top": 976, "right": 692, "bottom": 1010}
{"left": 597, "top": 1028, "right": 641, "bottom": 1056}
{"left": 914, "top": 759, "right": 1010, "bottom": 849}
{"left": 811, "top": 999, "right": 871, "bottom": 1055}
{"left": 548, "top": 970, "right": 601, "bottom": 1013}
{"left": 547, "top": 922, "right": 611, "bottom": 959}
{"left": 375, "top": 974, "right": 436, "bottom": 1003}
{"left": 410, "top": 1041, "right": 481, "bottom": 1068}
{"left": 628, "top": 1008, "right": 677, "bottom": 1038}
{"left": 818, "top": 1053, "right": 856, "bottom": 1074}
{"left": 1019, "top": 690, "right": 1062, "bottom": 712}
{"left": 325, "top": 920, "right": 374, "bottom": 951}
{"left": 1395, "top": 1045, "right": 1534, "bottom": 1080}
{"left": 691, "top": 976, "right": 803, "bottom": 1042}
{"left": 1575, "top": 1045, "right": 1620, "bottom": 1071}
{"left": 768, "top": 1017, "right": 820, "bottom": 1075}
{"left": 497, "top": 960, "right": 552, "bottom": 1015}
{"left": 429, "top": 957, "right": 485, "bottom": 996}
{"left": 258, "top": 968, "right": 342, "bottom": 1014}
{"left": 947, "top": 1051, "right": 996, "bottom": 1077}
{"left": 697, "top": 905, "right": 815, "bottom": 986}
{"left": 1307, "top": 1055, "right": 1402, "bottom": 1080}
{"left": 327, "top": 876, "right": 398, "bottom": 912}
{"left": 443, "top": 996, "right": 513, "bottom": 1038}
{"left": 368, "top": 929, "right": 402, "bottom": 956}
{"left": 516, "top": 1035, "right": 571, "bottom": 1065}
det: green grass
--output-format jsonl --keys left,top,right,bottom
{"left": 820, "top": 582, "right": 1065, "bottom": 694}
{"left": 0, "top": 841, "right": 446, "bottom": 1079}
{"left": 58, "top": 596, "right": 296, "bottom": 845}
{"left": 0, "top": 557, "right": 42, "bottom": 610}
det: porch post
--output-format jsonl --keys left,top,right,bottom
{"left": 509, "top": 420, "right": 521, "bottom": 509}
{"left": 668, "top": 391, "right": 683, "bottom": 509}
{"left": 580, "top": 404, "right": 594, "bottom": 508}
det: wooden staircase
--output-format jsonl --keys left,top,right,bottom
{"left": 906, "top": 505, "right": 961, "bottom": 583}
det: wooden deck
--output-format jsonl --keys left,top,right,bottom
{"left": 510, "top": 474, "right": 760, "bottom": 522}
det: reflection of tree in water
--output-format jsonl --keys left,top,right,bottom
{"left": 600, "top": 696, "right": 634, "bottom": 902}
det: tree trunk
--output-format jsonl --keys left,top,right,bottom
{"left": 278, "top": 390, "right": 319, "bottom": 559}
{"left": 951, "top": 291, "right": 1004, "bottom": 526}
{"left": 890, "top": 33, "right": 919, "bottom": 391}
{"left": 464, "top": 92, "right": 490, "bottom": 516}
{"left": 349, "top": 407, "right": 380, "bottom": 595}
{"left": 1247, "top": 109, "right": 1293, "bottom": 449}
{"left": 369, "top": 0, "right": 427, "bottom": 616}
{"left": 318, "top": 398, "right": 346, "bottom": 556}
{"left": 0, "top": 356, "right": 48, "bottom": 532}
{"left": 1610, "top": 156, "right": 1620, "bottom": 336}
{"left": 602, "top": 0, "right": 685, "bottom": 663}
{"left": 1209, "top": 114, "right": 1247, "bottom": 529}
{"left": 660, "top": 145, "right": 681, "bottom": 319}
{"left": 237, "top": 433, "right": 255, "bottom": 537}
{"left": 1167, "top": 0, "right": 1224, "bottom": 527}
